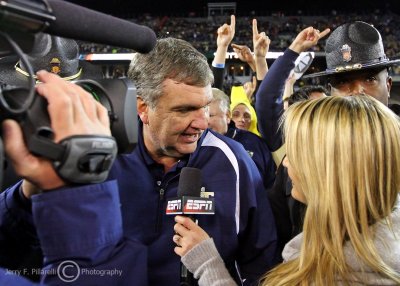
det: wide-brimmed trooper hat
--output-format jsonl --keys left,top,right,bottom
{"left": 303, "top": 21, "right": 400, "bottom": 78}
{"left": 0, "top": 32, "right": 103, "bottom": 87}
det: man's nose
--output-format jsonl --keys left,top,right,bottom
{"left": 191, "top": 108, "right": 209, "bottom": 130}
{"left": 348, "top": 81, "right": 365, "bottom": 95}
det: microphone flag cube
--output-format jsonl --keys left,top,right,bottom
{"left": 166, "top": 196, "right": 215, "bottom": 215}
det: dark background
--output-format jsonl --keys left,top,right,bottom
{"left": 66, "top": 0, "right": 399, "bottom": 17}
{"left": 62, "top": 0, "right": 400, "bottom": 104}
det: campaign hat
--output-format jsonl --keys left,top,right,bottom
{"left": 303, "top": 21, "right": 400, "bottom": 78}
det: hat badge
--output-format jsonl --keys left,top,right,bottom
{"left": 50, "top": 57, "right": 61, "bottom": 74}
{"left": 340, "top": 44, "right": 352, "bottom": 62}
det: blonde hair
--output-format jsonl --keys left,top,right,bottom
{"left": 262, "top": 95, "right": 400, "bottom": 285}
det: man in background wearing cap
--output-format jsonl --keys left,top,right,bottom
{"left": 303, "top": 21, "right": 400, "bottom": 107}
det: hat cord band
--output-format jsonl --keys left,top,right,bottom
{"left": 15, "top": 61, "right": 83, "bottom": 82}
{"left": 329, "top": 57, "right": 390, "bottom": 73}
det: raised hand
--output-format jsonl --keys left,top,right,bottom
{"left": 216, "top": 15, "right": 236, "bottom": 49}
{"left": 244, "top": 75, "right": 257, "bottom": 102}
{"left": 231, "top": 43, "right": 256, "bottom": 71}
{"left": 289, "top": 26, "right": 330, "bottom": 54}
{"left": 252, "top": 18, "right": 271, "bottom": 79}
{"left": 253, "top": 19, "right": 270, "bottom": 58}
{"left": 213, "top": 15, "right": 236, "bottom": 67}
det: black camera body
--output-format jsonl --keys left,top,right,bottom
{"left": 0, "top": 76, "right": 138, "bottom": 188}
{"left": 0, "top": 78, "right": 138, "bottom": 156}
{"left": 0, "top": 0, "right": 140, "bottom": 188}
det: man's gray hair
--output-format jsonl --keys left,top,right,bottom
{"left": 128, "top": 37, "right": 214, "bottom": 108}
{"left": 212, "top": 88, "right": 230, "bottom": 114}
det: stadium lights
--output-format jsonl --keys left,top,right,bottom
{"left": 82, "top": 51, "right": 315, "bottom": 61}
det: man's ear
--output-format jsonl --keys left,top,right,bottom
{"left": 226, "top": 110, "right": 231, "bottom": 124}
{"left": 387, "top": 76, "right": 392, "bottom": 97}
{"left": 327, "top": 82, "right": 333, "bottom": 92}
{"left": 137, "top": 97, "right": 149, "bottom": 124}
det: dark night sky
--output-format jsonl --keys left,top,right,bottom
{"left": 66, "top": 0, "right": 399, "bottom": 18}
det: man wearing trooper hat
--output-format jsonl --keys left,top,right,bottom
{"left": 304, "top": 21, "right": 400, "bottom": 106}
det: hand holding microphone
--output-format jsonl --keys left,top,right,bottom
{"left": 173, "top": 215, "right": 210, "bottom": 257}
{"left": 166, "top": 167, "right": 215, "bottom": 286}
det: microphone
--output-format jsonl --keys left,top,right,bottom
{"left": 0, "top": 0, "right": 157, "bottom": 53}
{"left": 167, "top": 167, "right": 215, "bottom": 216}
{"left": 166, "top": 167, "right": 215, "bottom": 286}
{"left": 46, "top": 0, "right": 157, "bottom": 53}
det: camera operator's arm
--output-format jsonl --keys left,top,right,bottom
{"left": 0, "top": 70, "right": 101, "bottom": 272}
{"left": 4, "top": 71, "right": 111, "bottom": 194}
{"left": 0, "top": 71, "right": 147, "bottom": 285}
{"left": 0, "top": 267, "right": 39, "bottom": 285}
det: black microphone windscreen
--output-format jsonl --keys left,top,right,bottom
{"left": 177, "top": 167, "right": 202, "bottom": 198}
{"left": 46, "top": 0, "right": 157, "bottom": 53}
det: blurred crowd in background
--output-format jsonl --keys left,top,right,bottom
{"left": 79, "top": 10, "right": 400, "bottom": 61}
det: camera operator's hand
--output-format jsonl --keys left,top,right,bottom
{"left": 2, "top": 71, "right": 111, "bottom": 197}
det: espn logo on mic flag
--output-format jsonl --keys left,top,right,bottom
{"left": 166, "top": 196, "right": 215, "bottom": 215}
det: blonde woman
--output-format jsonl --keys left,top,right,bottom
{"left": 173, "top": 95, "right": 400, "bottom": 285}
